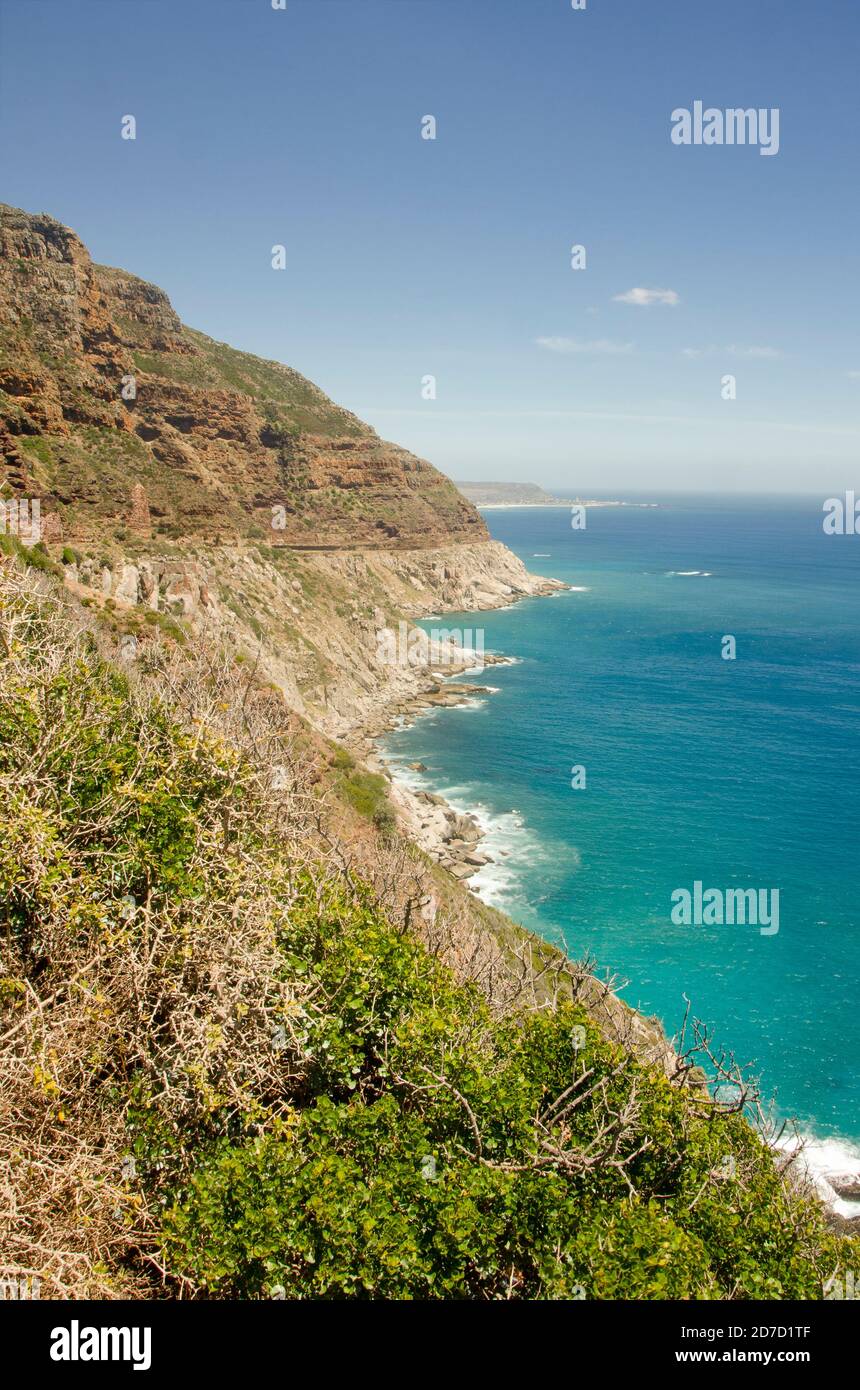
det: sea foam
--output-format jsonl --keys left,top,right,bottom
{"left": 776, "top": 1132, "right": 860, "bottom": 1222}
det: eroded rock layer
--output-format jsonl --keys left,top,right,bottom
{"left": 0, "top": 203, "right": 485, "bottom": 549}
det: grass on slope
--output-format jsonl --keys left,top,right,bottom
{"left": 131, "top": 328, "right": 368, "bottom": 439}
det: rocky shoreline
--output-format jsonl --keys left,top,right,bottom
{"left": 357, "top": 663, "right": 505, "bottom": 886}
{"left": 357, "top": 600, "right": 860, "bottom": 1239}
{"left": 344, "top": 577, "right": 566, "bottom": 889}
{"left": 360, "top": 660, "right": 515, "bottom": 889}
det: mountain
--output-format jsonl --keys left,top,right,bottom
{"left": 0, "top": 204, "right": 561, "bottom": 740}
{"left": 1, "top": 556, "right": 852, "bottom": 1299}
{"left": 0, "top": 204, "right": 484, "bottom": 549}
{"left": 456, "top": 480, "right": 569, "bottom": 505}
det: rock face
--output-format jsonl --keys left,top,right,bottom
{"left": 128, "top": 482, "right": 152, "bottom": 538}
{"left": 0, "top": 202, "right": 566, "bottom": 747}
{"left": 77, "top": 536, "right": 563, "bottom": 742}
{"left": 0, "top": 203, "right": 486, "bottom": 549}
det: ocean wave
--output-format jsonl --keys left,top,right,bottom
{"left": 434, "top": 790, "right": 549, "bottom": 909}
{"left": 387, "top": 760, "right": 433, "bottom": 792}
{"left": 664, "top": 570, "right": 713, "bottom": 578}
{"left": 776, "top": 1132, "right": 860, "bottom": 1222}
{"left": 390, "top": 692, "right": 488, "bottom": 736}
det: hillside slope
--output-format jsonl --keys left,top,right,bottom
{"left": 0, "top": 559, "right": 852, "bottom": 1300}
{"left": 457, "top": 480, "right": 567, "bottom": 505}
{"left": 0, "top": 204, "right": 562, "bottom": 741}
{"left": 0, "top": 207, "right": 854, "bottom": 1299}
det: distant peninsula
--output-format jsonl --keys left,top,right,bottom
{"left": 455, "top": 481, "right": 657, "bottom": 508}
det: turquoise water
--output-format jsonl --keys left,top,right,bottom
{"left": 383, "top": 496, "right": 860, "bottom": 1157}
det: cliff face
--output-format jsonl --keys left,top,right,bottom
{"left": 60, "top": 536, "right": 561, "bottom": 741}
{"left": 0, "top": 204, "right": 485, "bottom": 549}
{"left": 0, "top": 203, "right": 564, "bottom": 739}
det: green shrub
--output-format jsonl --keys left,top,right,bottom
{"left": 337, "top": 766, "right": 393, "bottom": 825}
{"left": 20, "top": 434, "right": 54, "bottom": 466}
{"left": 0, "top": 533, "right": 62, "bottom": 576}
{"left": 141, "top": 606, "right": 186, "bottom": 644}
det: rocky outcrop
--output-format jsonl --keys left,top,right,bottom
{"left": 127, "top": 482, "right": 152, "bottom": 538}
{"left": 0, "top": 203, "right": 561, "bottom": 739}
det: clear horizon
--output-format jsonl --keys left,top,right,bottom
{"left": 1, "top": 0, "right": 858, "bottom": 493}
{"left": 455, "top": 484, "right": 848, "bottom": 498}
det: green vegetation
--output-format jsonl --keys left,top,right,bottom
{"left": 0, "top": 532, "right": 62, "bottom": 577}
{"left": 334, "top": 760, "right": 396, "bottom": 834}
{"left": 0, "top": 557, "right": 853, "bottom": 1300}
{"left": 24, "top": 427, "right": 166, "bottom": 534}
{"left": 0, "top": 389, "right": 35, "bottom": 432}
{"left": 96, "top": 602, "right": 188, "bottom": 647}
{"left": 222, "top": 588, "right": 265, "bottom": 642}
{"left": 130, "top": 328, "right": 368, "bottom": 440}
{"left": 20, "top": 434, "right": 54, "bottom": 466}
{"left": 145, "top": 609, "right": 188, "bottom": 644}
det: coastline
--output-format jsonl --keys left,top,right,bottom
{"left": 475, "top": 501, "right": 658, "bottom": 510}
{"left": 341, "top": 561, "right": 569, "bottom": 884}
{"left": 366, "top": 659, "right": 519, "bottom": 886}
{"left": 379, "top": 676, "right": 860, "bottom": 1229}
{"left": 363, "top": 586, "right": 860, "bottom": 1234}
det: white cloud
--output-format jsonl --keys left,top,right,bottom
{"left": 847, "top": 370, "right": 860, "bottom": 380}
{"left": 536, "top": 336, "right": 634, "bottom": 355}
{"left": 613, "top": 287, "right": 679, "bottom": 307}
{"left": 728, "top": 344, "right": 782, "bottom": 359}
{"left": 682, "top": 344, "right": 782, "bottom": 360}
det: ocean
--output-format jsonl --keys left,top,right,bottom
{"left": 383, "top": 495, "right": 860, "bottom": 1195}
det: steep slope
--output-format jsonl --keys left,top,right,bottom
{"left": 1, "top": 560, "right": 851, "bottom": 1300}
{"left": 0, "top": 210, "right": 854, "bottom": 1296}
{"left": 0, "top": 203, "right": 484, "bottom": 548}
{"left": 0, "top": 203, "right": 564, "bottom": 742}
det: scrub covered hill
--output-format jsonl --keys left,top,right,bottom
{"left": 0, "top": 556, "right": 853, "bottom": 1300}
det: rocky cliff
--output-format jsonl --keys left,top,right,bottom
{"left": 0, "top": 203, "right": 563, "bottom": 741}
{"left": 0, "top": 203, "right": 484, "bottom": 549}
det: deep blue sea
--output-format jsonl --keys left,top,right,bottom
{"left": 383, "top": 495, "right": 860, "bottom": 1181}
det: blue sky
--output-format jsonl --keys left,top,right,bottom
{"left": 1, "top": 0, "right": 858, "bottom": 493}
